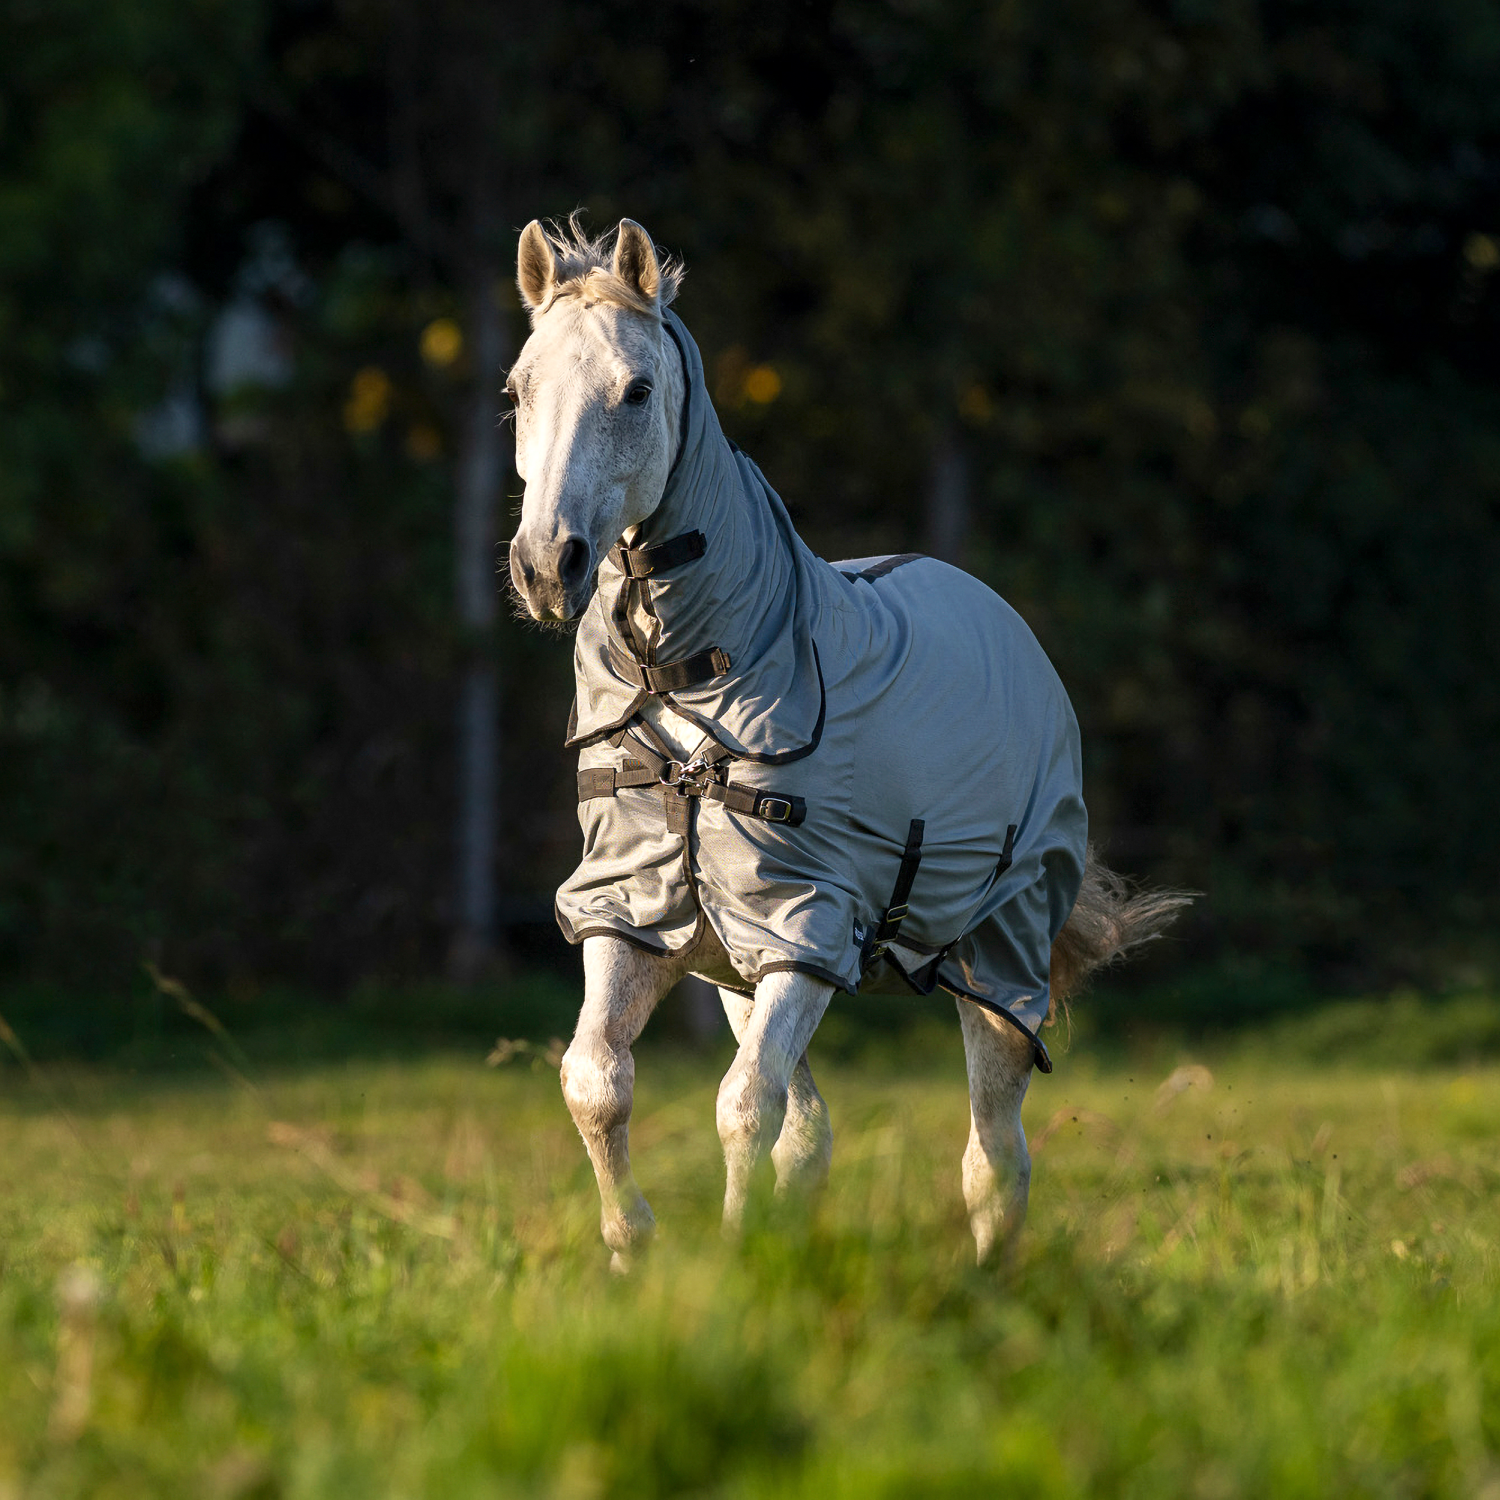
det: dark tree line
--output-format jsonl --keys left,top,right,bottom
{"left": 2, "top": 0, "right": 1498, "bottom": 1004}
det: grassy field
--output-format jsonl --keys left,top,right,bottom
{"left": 1, "top": 1001, "right": 1498, "bottom": 1498}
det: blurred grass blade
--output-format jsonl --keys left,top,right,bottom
{"left": 144, "top": 961, "right": 259, "bottom": 1088}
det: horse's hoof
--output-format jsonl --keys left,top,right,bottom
{"left": 601, "top": 1197, "right": 656, "bottom": 1266}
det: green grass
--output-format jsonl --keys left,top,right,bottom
{"left": 1, "top": 1004, "right": 1498, "bottom": 1498}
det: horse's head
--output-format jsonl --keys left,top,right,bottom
{"left": 506, "top": 218, "right": 685, "bottom": 622}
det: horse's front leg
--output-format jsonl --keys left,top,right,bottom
{"left": 717, "top": 986, "right": 833, "bottom": 1199}
{"left": 561, "top": 934, "right": 685, "bottom": 1270}
{"left": 717, "top": 969, "right": 833, "bottom": 1230}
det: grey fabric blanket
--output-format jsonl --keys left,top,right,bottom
{"left": 556, "top": 312, "right": 1087, "bottom": 1068}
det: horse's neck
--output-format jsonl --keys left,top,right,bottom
{"left": 623, "top": 319, "right": 788, "bottom": 761}
{"left": 623, "top": 318, "right": 689, "bottom": 547}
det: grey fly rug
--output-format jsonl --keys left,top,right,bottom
{"left": 555, "top": 312, "right": 1087, "bottom": 1070}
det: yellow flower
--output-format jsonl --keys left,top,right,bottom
{"left": 420, "top": 318, "right": 464, "bottom": 367}
{"left": 743, "top": 365, "right": 781, "bottom": 404}
{"left": 343, "top": 367, "right": 393, "bottom": 434}
{"left": 958, "top": 384, "right": 992, "bottom": 423}
{"left": 1462, "top": 233, "right": 1499, "bottom": 272}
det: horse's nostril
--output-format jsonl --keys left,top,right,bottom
{"left": 557, "top": 536, "right": 591, "bottom": 589}
{"left": 510, "top": 540, "right": 536, "bottom": 589}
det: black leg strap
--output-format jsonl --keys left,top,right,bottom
{"left": 863, "top": 818, "right": 925, "bottom": 966}
{"left": 996, "top": 823, "right": 1017, "bottom": 875}
{"left": 608, "top": 530, "right": 707, "bottom": 578}
{"left": 625, "top": 647, "right": 732, "bottom": 694}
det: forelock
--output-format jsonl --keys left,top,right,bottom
{"left": 530, "top": 213, "right": 684, "bottom": 321}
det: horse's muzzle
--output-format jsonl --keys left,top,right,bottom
{"left": 509, "top": 531, "right": 595, "bottom": 621}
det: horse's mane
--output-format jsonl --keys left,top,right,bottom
{"left": 532, "top": 213, "right": 685, "bottom": 318}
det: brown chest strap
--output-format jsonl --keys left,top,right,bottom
{"left": 577, "top": 757, "right": 805, "bottom": 829}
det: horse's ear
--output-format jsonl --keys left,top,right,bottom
{"left": 612, "top": 219, "right": 661, "bottom": 304}
{"left": 517, "top": 221, "right": 559, "bottom": 312}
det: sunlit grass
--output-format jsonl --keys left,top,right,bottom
{"left": 1, "top": 1013, "right": 1497, "bottom": 1497}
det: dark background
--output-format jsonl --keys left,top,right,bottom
{"left": 3, "top": 0, "right": 1498, "bottom": 1047}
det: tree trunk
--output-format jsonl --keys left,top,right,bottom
{"left": 924, "top": 425, "right": 970, "bottom": 566}
{"left": 449, "top": 269, "right": 509, "bottom": 981}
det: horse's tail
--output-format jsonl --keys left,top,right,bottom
{"left": 1049, "top": 845, "right": 1193, "bottom": 1016}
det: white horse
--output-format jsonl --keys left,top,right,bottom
{"left": 506, "top": 217, "right": 1184, "bottom": 1268}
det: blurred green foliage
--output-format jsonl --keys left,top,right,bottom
{"left": 1, "top": 0, "right": 1498, "bottom": 1001}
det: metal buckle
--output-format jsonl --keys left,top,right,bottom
{"left": 884, "top": 902, "right": 909, "bottom": 922}
{"left": 663, "top": 756, "right": 719, "bottom": 799}
{"left": 758, "top": 796, "right": 793, "bottom": 823}
{"left": 664, "top": 755, "right": 710, "bottom": 786}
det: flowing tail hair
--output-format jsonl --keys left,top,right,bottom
{"left": 1049, "top": 845, "right": 1194, "bottom": 1020}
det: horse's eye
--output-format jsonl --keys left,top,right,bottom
{"left": 624, "top": 381, "right": 652, "bottom": 407}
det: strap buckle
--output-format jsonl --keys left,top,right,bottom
{"left": 663, "top": 757, "right": 729, "bottom": 808}
{"left": 757, "top": 796, "right": 794, "bottom": 823}
{"left": 665, "top": 755, "right": 712, "bottom": 787}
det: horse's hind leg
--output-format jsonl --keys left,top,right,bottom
{"left": 561, "top": 935, "right": 684, "bottom": 1270}
{"left": 717, "top": 986, "right": 833, "bottom": 1198}
{"left": 717, "top": 970, "right": 834, "bottom": 1229}
{"left": 957, "top": 1000, "right": 1036, "bottom": 1265}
